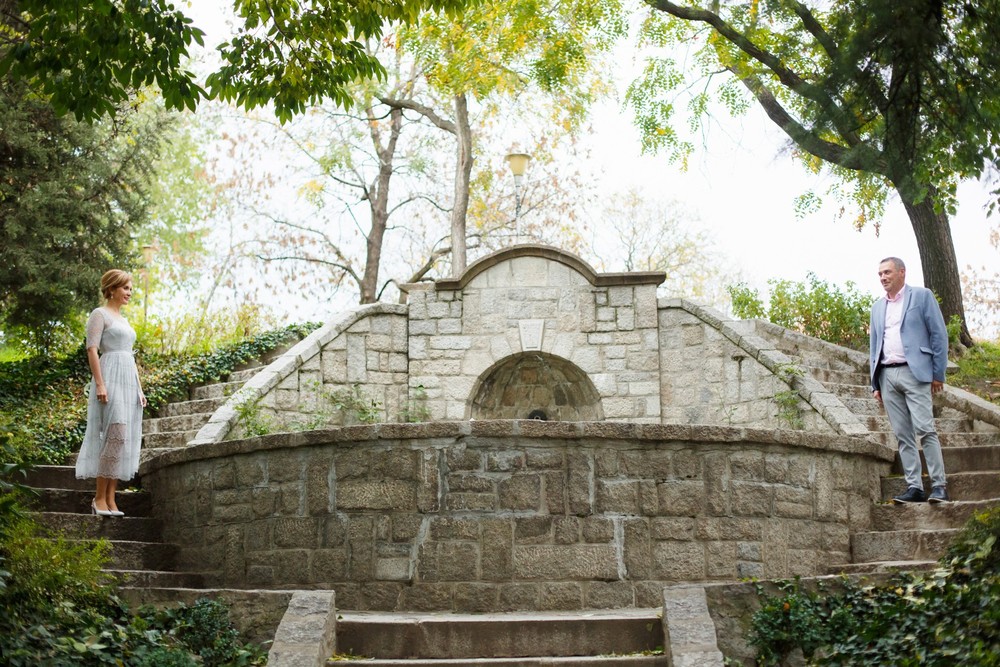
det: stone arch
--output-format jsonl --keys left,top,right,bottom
{"left": 469, "top": 352, "right": 604, "bottom": 421}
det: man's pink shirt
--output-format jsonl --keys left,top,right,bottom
{"left": 881, "top": 285, "right": 907, "bottom": 365}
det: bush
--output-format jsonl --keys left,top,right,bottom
{"left": 745, "top": 507, "right": 1000, "bottom": 666}
{"left": 0, "top": 500, "right": 266, "bottom": 665}
{"left": 0, "top": 322, "right": 318, "bottom": 465}
{"left": 728, "top": 273, "right": 874, "bottom": 351}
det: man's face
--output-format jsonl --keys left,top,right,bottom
{"left": 878, "top": 261, "right": 905, "bottom": 296}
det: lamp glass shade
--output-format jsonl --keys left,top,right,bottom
{"left": 505, "top": 153, "right": 531, "bottom": 177}
{"left": 141, "top": 244, "right": 155, "bottom": 264}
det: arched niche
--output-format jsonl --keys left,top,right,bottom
{"left": 469, "top": 352, "right": 604, "bottom": 421}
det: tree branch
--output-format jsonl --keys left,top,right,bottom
{"left": 738, "top": 73, "right": 886, "bottom": 173}
{"left": 379, "top": 96, "right": 457, "bottom": 134}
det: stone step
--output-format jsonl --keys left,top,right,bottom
{"left": 865, "top": 415, "right": 972, "bottom": 433}
{"left": 336, "top": 610, "right": 665, "bottom": 661}
{"left": 839, "top": 396, "right": 882, "bottom": 416}
{"left": 143, "top": 412, "right": 212, "bottom": 435}
{"left": 157, "top": 396, "right": 226, "bottom": 418}
{"left": 851, "top": 528, "right": 959, "bottom": 563}
{"left": 871, "top": 499, "right": 998, "bottom": 532}
{"left": 890, "top": 445, "right": 1000, "bottom": 475}
{"left": 67, "top": 539, "right": 180, "bottom": 570}
{"left": 333, "top": 658, "right": 669, "bottom": 666}
{"left": 804, "top": 367, "right": 869, "bottom": 385}
{"left": 143, "top": 430, "right": 201, "bottom": 449}
{"left": 827, "top": 560, "right": 938, "bottom": 576}
{"left": 826, "top": 383, "right": 876, "bottom": 399}
{"left": 871, "top": 431, "right": 1000, "bottom": 449}
{"left": 191, "top": 380, "right": 244, "bottom": 400}
{"left": 23, "top": 465, "right": 94, "bottom": 491}
{"left": 228, "top": 367, "right": 264, "bottom": 383}
{"left": 33, "top": 511, "right": 162, "bottom": 542}
{"left": 107, "top": 568, "right": 211, "bottom": 589}
{"left": 24, "top": 487, "right": 152, "bottom": 516}
{"left": 880, "top": 471, "right": 1000, "bottom": 502}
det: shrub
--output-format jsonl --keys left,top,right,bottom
{"left": 728, "top": 273, "right": 874, "bottom": 351}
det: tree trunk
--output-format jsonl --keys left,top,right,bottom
{"left": 450, "top": 93, "right": 473, "bottom": 276}
{"left": 898, "top": 190, "right": 974, "bottom": 347}
{"left": 359, "top": 107, "right": 402, "bottom": 303}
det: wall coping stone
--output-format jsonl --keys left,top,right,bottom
{"left": 428, "top": 244, "right": 665, "bottom": 291}
{"left": 658, "top": 299, "right": 879, "bottom": 442}
{"left": 661, "top": 584, "right": 724, "bottom": 667}
{"left": 139, "top": 420, "right": 893, "bottom": 477}
{"left": 267, "top": 590, "right": 337, "bottom": 667}
{"left": 188, "top": 303, "right": 408, "bottom": 447}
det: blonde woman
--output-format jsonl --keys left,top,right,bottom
{"left": 75, "top": 270, "right": 147, "bottom": 516}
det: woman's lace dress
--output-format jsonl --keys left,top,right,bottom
{"left": 75, "top": 308, "right": 143, "bottom": 480}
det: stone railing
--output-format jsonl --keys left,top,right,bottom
{"left": 140, "top": 421, "right": 893, "bottom": 613}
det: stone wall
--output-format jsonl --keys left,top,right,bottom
{"left": 407, "top": 248, "right": 665, "bottom": 423}
{"left": 657, "top": 302, "right": 831, "bottom": 431}
{"left": 141, "top": 421, "right": 893, "bottom": 613}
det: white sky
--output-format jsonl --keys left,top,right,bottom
{"left": 180, "top": 1, "right": 999, "bottom": 337}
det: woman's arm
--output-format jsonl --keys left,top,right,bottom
{"left": 88, "top": 346, "right": 107, "bottom": 403}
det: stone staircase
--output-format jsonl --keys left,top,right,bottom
{"left": 23, "top": 364, "right": 268, "bottom": 592}
{"left": 140, "top": 365, "right": 264, "bottom": 461}
{"left": 330, "top": 610, "right": 668, "bottom": 666}
{"left": 763, "top": 326, "right": 1000, "bottom": 574}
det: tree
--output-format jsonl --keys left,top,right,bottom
{"left": 0, "top": 0, "right": 468, "bottom": 123}
{"left": 628, "top": 0, "right": 1000, "bottom": 347}
{"left": 386, "top": 0, "right": 625, "bottom": 273}
{"left": 0, "top": 81, "right": 176, "bottom": 351}
{"left": 584, "top": 189, "right": 732, "bottom": 305}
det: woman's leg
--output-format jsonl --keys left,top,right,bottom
{"left": 105, "top": 478, "right": 120, "bottom": 512}
{"left": 95, "top": 476, "right": 111, "bottom": 511}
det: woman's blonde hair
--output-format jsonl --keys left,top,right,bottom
{"left": 100, "top": 269, "right": 132, "bottom": 300}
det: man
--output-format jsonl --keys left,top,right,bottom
{"left": 869, "top": 257, "right": 950, "bottom": 504}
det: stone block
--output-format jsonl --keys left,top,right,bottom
{"left": 499, "top": 474, "right": 542, "bottom": 511}
{"left": 652, "top": 541, "right": 706, "bottom": 581}
{"left": 596, "top": 479, "right": 639, "bottom": 514}
{"left": 417, "top": 542, "right": 479, "bottom": 581}
{"left": 567, "top": 451, "right": 593, "bottom": 516}
{"left": 486, "top": 450, "right": 526, "bottom": 472}
{"left": 731, "top": 481, "right": 774, "bottom": 516}
{"left": 429, "top": 516, "right": 479, "bottom": 541}
{"left": 705, "top": 541, "right": 737, "bottom": 578}
{"left": 447, "top": 492, "right": 497, "bottom": 512}
{"left": 537, "top": 582, "right": 583, "bottom": 610}
{"left": 649, "top": 517, "right": 698, "bottom": 541}
{"left": 310, "top": 548, "right": 348, "bottom": 581}
{"left": 513, "top": 545, "right": 618, "bottom": 580}
{"left": 469, "top": 515, "right": 510, "bottom": 581}
{"left": 624, "top": 519, "right": 651, "bottom": 579}
{"left": 515, "top": 516, "right": 552, "bottom": 543}
{"left": 553, "top": 516, "right": 580, "bottom": 544}
{"left": 454, "top": 583, "right": 499, "bottom": 612}
{"left": 657, "top": 480, "right": 706, "bottom": 517}
{"left": 376, "top": 558, "right": 412, "bottom": 581}
{"left": 273, "top": 517, "right": 319, "bottom": 549}
{"left": 446, "top": 447, "right": 483, "bottom": 472}
{"left": 695, "top": 518, "right": 764, "bottom": 541}
{"left": 337, "top": 480, "right": 416, "bottom": 511}
{"left": 498, "top": 583, "right": 539, "bottom": 611}
{"left": 585, "top": 581, "right": 635, "bottom": 609}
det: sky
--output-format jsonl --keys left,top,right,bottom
{"left": 180, "top": 1, "right": 999, "bottom": 337}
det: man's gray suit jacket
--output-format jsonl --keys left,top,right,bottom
{"left": 869, "top": 285, "right": 948, "bottom": 392}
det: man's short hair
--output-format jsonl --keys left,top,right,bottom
{"left": 879, "top": 257, "right": 906, "bottom": 271}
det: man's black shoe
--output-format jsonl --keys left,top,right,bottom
{"left": 927, "top": 486, "right": 950, "bottom": 504}
{"left": 892, "top": 487, "right": 926, "bottom": 504}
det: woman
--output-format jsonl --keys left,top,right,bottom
{"left": 75, "top": 270, "right": 147, "bottom": 516}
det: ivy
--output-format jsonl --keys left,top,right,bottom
{"left": 0, "top": 323, "right": 318, "bottom": 466}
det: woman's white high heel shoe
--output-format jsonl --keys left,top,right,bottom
{"left": 91, "top": 500, "right": 114, "bottom": 517}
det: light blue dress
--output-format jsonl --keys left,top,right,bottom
{"left": 75, "top": 308, "right": 144, "bottom": 480}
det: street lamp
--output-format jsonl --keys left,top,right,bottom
{"left": 505, "top": 152, "right": 531, "bottom": 243}
{"left": 141, "top": 244, "right": 154, "bottom": 322}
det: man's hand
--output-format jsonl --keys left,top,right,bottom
{"left": 873, "top": 389, "right": 882, "bottom": 405}
{"left": 931, "top": 380, "right": 944, "bottom": 394}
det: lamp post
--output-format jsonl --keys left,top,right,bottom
{"left": 141, "top": 244, "right": 154, "bottom": 322}
{"left": 505, "top": 152, "right": 531, "bottom": 243}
